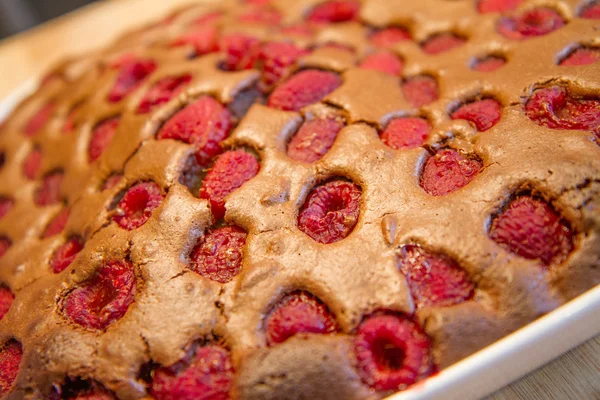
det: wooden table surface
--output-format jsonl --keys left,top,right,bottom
{"left": 0, "top": 0, "right": 598, "bottom": 398}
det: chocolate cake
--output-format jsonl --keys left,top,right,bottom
{"left": 0, "top": 0, "right": 599, "bottom": 398}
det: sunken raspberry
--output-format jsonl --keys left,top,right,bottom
{"left": 581, "top": 2, "right": 600, "bottom": 19}
{"left": 51, "top": 237, "right": 84, "bottom": 274}
{"left": 0, "top": 238, "right": 11, "bottom": 259}
{"left": 489, "top": 196, "right": 574, "bottom": 266}
{"left": 422, "top": 33, "right": 466, "bottom": 55}
{"left": 0, "top": 340, "right": 22, "bottom": 396}
{"left": 380, "top": 118, "right": 431, "bottom": 150}
{"left": 451, "top": 99, "right": 502, "bottom": 132}
{"left": 497, "top": 8, "right": 565, "bottom": 40}
{"left": 472, "top": 56, "right": 506, "bottom": 72}
{"left": 0, "top": 286, "right": 14, "bottom": 321}
{"left": 89, "top": 118, "right": 120, "bottom": 163}
{"left": 306, "top": 0, "right": 360, "bottom": 23}
{"left": 524, "top": 86, "right": 600, "bottom": 134}
{"left": 107, "top": 59, "right": 157, "bottom": 103}
{"left": 35, "top": 172, "right": 64, "bottom": 206}
{"left": 287, "top": 118, "right": 344, "bottom": 163}
{"left": 63, "top": 260, "right": 136, "bottom": 330}
{"left": 370, "top": 27, "right": 411, "bottom": 48}
{"left": 0, "top": 198, "right": 13, "bottom": 220}
{"left": 559, "top": 48, "right": 600, "bottom": 66}
{"left": 24, "top": 103, "right": 55, "bottom": 137}
{"left": 359, "top": 51, "right": 404, "bottom": 76}
{"left": 171, "top": 26, "right": 219, "bottom": 56}
{"left": 420, "top": 149, "right": 482, "bottom": 196}
{"left": 103, "top": 174, "right": 122, "bottom": 191}
{"left": 298, "top": 180, "right": 361, "bottom": 244}
{"left": 157, "top": 97, "right": 233, "bottom": 166}
{"left": 190, "top": 226, "right": 247, "bottom": 283}
{"left": 22, "top": 149, "right": 42, "bottom": 180}
{"left": 265, "top": 291, "right": 338, "bottom": 345}
{"left": 477, "top": 0, "right": 523, "bottom": 14}
{"left": 113, "top": 182, "right": 164, "bottom": 230}
{"left": 402, "top": 76, "right": 439, "bottom": 108}
{"left": 199, "top": 150, "right": 260, "bottom": 220}
{"left": 137, "top": 75, "right": 192, "bottom": 114}
{"left": 219, "top": 34, "right": 261, "bottom": 71}
{"left": 268, "top": 70, "right": 342, "bottom": 111}
{"left": 150, "top": 344, "right": 234, "bottom": 400}
{"left": 239, "top": 7, "right": 282, "bottom": 24}
{"left": 258, "top": 42, "right": 309, "bottom": 90}
{"left": 42, "top": 208, "right": 69, "bottom": 239}
{"left": 354, "top": 314, "right": 432, "bottom": 391}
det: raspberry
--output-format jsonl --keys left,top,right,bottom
{"left": 489, "top": 196, "right": 574, "bottom": 266}
{"left": 239, "top": 7, "right": 282, "bottom": 24}
{"left": 108, "top": 53, "right": 138, "bottom": 70}
{"left": 497, "top": 8, "right": 565, "bottom": 40}
{"left": 265, "top": 291, "right": 338, "bottom": 345}
{"left": 0, "top": 286, "right": 14, "bottom": 321}
{"left": 450, "top": 99, "right": 502, "bottom": 132}
{"left": 137, "top": 75, "right": 192, "bottom": 114}
{"left": 0, "top": 238, "right": 11, "bottom": 259}
{"left": 35, "top": 172, "right": 64, "bottom": 206}
{"left": 359, "top": 51, "right": 404, "bottom": 76}
{"left": 171, "top": 26, "right": 219, "bottom": 56}
{"left": 477, "top": 0, "right": 524, "bottom": 14}
{"left": 157, "top": 97, "right": 233, "bottom": 166}
{"left": 199, "top": 150, "right": 260, "bottom": 220}
{"left": 472, "top": 56, "right": 506, "bottom": 72}
{"left": 113, "top": 182, "right": 164, "bottom": 230}
{"left": 370, "top": 27, "right": 411, "bottom": 48}
{"left": 258, "top": 42, "right": 309, "bottom": 90}
{"left": 354, "top": 314, "right": 432, "bottom": 391}
{"left": 51, "top": 237, "right": 84, "bottom": 274}
{"left": 24, "top": 103, "right": 55, "bottom": 137}
{"left": 103, "top": 174, "right": 122, "bottom": 191}
{"left": 0, "top": 340, "right": 22, "bottom": 396}
{"left": 306, "top": 1, "right": 360, "bottom": 23}
{"left": 422, "top": 33, "right": 466, "bottom": 55}
{"left": 22, "top": 148, "right": 42, "bottom": 180}
{"left": 268, "top": 70, "right": 342, "bottom": 111}
{"left": 420, "top": 149, "right": 482, "bottom": 196}
{"left": 0, "top": 198, "right": 13, "bottom": 219}
{"left": 63, "top": 260, "right": 136, "bottom": 330}
{"left": 150, "top": 344, "right": 234, "bottom": 400}
{"left": 244, "top": 0, "right": 271, "bottom": 5}
{"left": 89, "top": 118, "right": 120, "bottom": 162}
{"left": 524, "top": 86, "right": 600, "bottom": 134}
{"left": 581, "top": 2, "right": 600, "bottom": 19}
{"left": 107, "top": 59, "right": 157, "bottom": 103}
{"left": 42, "top": 208, "right": 69, "bottom": 239}
{"left": 219, "top": 34, "right": 261, "bottom": 71}
{"left": 401, "top": 76, "right": 439, "bottom": 108}
{"left": 297, "top": 180, "right": 361, "bottom": 244}
{"left": 189, "top": 226, "right": 247, "bottom": 283}
{"left": 287, "top": 118, "right": 344, "bottom": 162}
{"left": 380, "top": 118, "right": 431, "bottom": 150}
{"left": 559, "top": 48, "right": 600, "bottom": 66}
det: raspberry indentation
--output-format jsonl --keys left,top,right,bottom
{"left": 381, "top": 118, "right": 431, "bottom": 150}
{"left": 0, "top": 286, "right": 14, "bottom": 321}
{"left": 420, "top": 149, "right": 483, "bottom": 196}
{"left": 359, "top": 51, "right": 404, "bottom": 76}
{"left": 108, "top": 58, "right": 157, "bottom": 103}
{"left": 287, "top": 118, "right": 344, "bottom": 163}
{"left": 402, "top": 76, "right": 439, "bottom": 108}
{"left": 171, "top": 26, "right": 219, "bottom": 56}
{"left": 103, "top": 174, "right": 123, "bottom": 191}
{"left": 472, "top": 56, "right": 506, "bottom": 72}
{"left": 62, "top": 105, "right": 82, "bottom": 134}
{"left": 23, "top": 148, "right": 42, "bottom": 180}
{"left": 0, "top": 198, "right": 13, "bottom": 220}
{"left": 190, "top": 226, "right": 247, "bottom": 283}
{"left": 137, "top": 75, "right": 192, "bottom": 114}
{"left": 370, "top": 27, "right": 411, "bottom": 48}
{"left": 0, "top": 340, "right": 22, "bottom": 396}
{"left": 422, "top": 33, "right": 466, "bottom": 55}
{"left": 268, "top": 69, "right": 342, "bottom": 111}
{"left": 63, "top": 260, "right": 136, "bottom": 330}
{"left": 239, "top": 7, "right": 282, "bottom": 24}
{"left": 298, "top": 180, "right": 361, "bottom": 244}
{"left": 265, "top": 291, "right": 338, "bottom": 345}
{"left": 24, "top": 103, "right": 55, "bottom": 137}
{"left": 497, "top": 8, "right": 565, "bottom": 40}
{"left": 158, "top": 97, "right": 233, "bottom": 166}
{"left": 219, "top": 34, "right": 261, "bottom": 71}
{"left": 354, "top": 314, "right": 432, "bottom": 391}
{"left": 150, "top": 344, "right": 234, "bottom": 400}
{"left": 89, "top": 118, "right": 120, "bottom": 163}
{"left": 113, "top": 182, "right": 164, "bottom": 230}
{"left": 559, "top": 47, "right": 600, "bottom": 66}
{"left": 51, "top": 237, "right": 84, "bottom": 274}
{"left": 35, "top": 171, "right": 64, "bottom": 206}
{"left": 489, "top": 196, "right": 574, "bottom": 266}
{"left": 43, "top": 208, "right": 69, "bottom": 239}
{"left": 451, "top": 99, "right": 502, "bottom": 132}
{"left": 0, "top": 238, "right": 11, "bottom": 259}
{"left": 258, "top": 42, "right": 309, "bottom": 90}
{"left": 306, "top": 0, "right": 360, "bottom": 23}
{"left": 477, "top": 0, "right": 524, "bottom": 14}
{"left": 581, "top": 2, "right": 600, "bottom": 19}
{"left": 199, "top": 150, "right": 260, "bottom": 220}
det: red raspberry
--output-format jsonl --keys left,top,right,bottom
{"left": 451, "top": 99, "right": 502, "bottom": 132}
{"left": 199, "top": 150, "right": 260, "bottom": 220}
{"left": 137, "top": 75, "right": 192, "bottom": 114}
{"left": 0, "top": 286, "right": 14, "bottom": 321}
{"left": 51, "top": 237, "right": 84, "bottom": 274}
{"left": 244, "top": 0, "right": 271, "bottom": 5}
{"left": 239, "top": 7, "right": 282, "bottom": 24}
{"left": 103, "top": 174, "right": 122, "bottom": 191}
{"left": 559, "top": 48, "right": 600, "bottom": 66}
{"left": 265, "top": 291, "right": 338, "bottom": 345}
{"left": 472, "top": 56, "right": 506, "bottom": 72}
{"left": 0, "top": 340, "right": 22, "bottom": 396}
{"left": 35, "top": 172, "right": 64, "bottom": 206}
{"left": 157, "top": 97, "right": 233, "bottom": 166}
{"left": 113, "top": 182, "right": 164, "bottom": 230}
{"left": 581, "top": 2, "right": 600, "bottom": 19}
{"left": 258, "top": 42, "right": 309, "bottom": 90}
{"left": 62, "top": 260, "right": 136, "bottom": 330}
{"left": 0, "top": 238, "right": 11, "bottom": 259}
{"left": 89, "top": 118, "right": 120, "bottom": 163}
{"left": 422, "top": 33, "right": 466, "bottom": 55}
{"left": 24, "top": 103, "right": 55, "bottom": 137}
{"left": 380, "top": 118, "right": 431, "bottom": 150}
{"left": 0, "top": 198, "right": 13, "bottom": 219}
{"left": 22, "top": 148, "right": 42, "bottom": 180}
{"left": 497, "top": 8, "right": 565, "bottom": 40}
{"left": 268, "top": 69, "right": 342, "bottom": 111}
{"left": 359, "top": 51, "right": 404, "bottom": 76}
{"left": 489, "top": 196, "right": 574, "bottom": 266}
{"left": 401, "top": 76, "right": 439, "bottom": 108}
{"left": 108, "top": 53, "right": 137, "bottom": 70}
{"left": 297, "top": 180, "right": 361, "bottom": 244}
{"left": 524, "top": 86, "right": 600, "bottom": 135}
{"left": 150, "top": 344, "right": 234, "bottom": 400}
{"left": 477, "top": 0, "right": 524, "bottom": 14}
{"left": 420, "top": 149, "right": 482, "bottom": 196}
{"left": 107, "top": 59, "right": 157, "bottom": 103}
{"left": 370, "top": 27, "right": 411, "bottom": 48}
{"left": 219, "top": 34, "right": 262, "bottom": 71}
{"left": 42, "top": 208, "right": 69, "bottom": 239}
{"left": 354, "top": 314, "right": 432, "bottom": 391}
{"left": 287, "top": 118, "right": 344, "bottom": 163}
{"left": 189, "top": 226, "right": 247, "bottom": 283}
{"left": 306, "top": 0, "right": 360, "bottom": 23}
{"left": 171, "top": 26, "right": 219, "bottom": 56}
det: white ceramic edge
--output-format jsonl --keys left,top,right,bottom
{"left": 0, "top": 78, "right": 37, "bottom": 123}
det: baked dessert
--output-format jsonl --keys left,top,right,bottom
{"left": 0, "top": 0, "right": 599, "bottom": 398}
